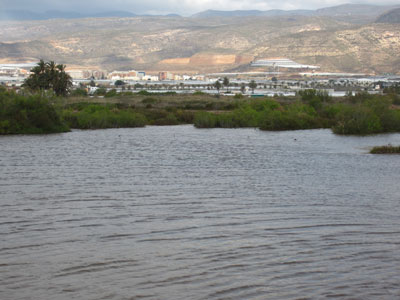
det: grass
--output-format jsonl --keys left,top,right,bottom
{"left": 370, "top": 145, "right": 400, "bottom": 154}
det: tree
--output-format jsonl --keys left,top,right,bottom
{"left": 114, "top": 80, "right": 125, "bottom": 86}
{"left": 214, "top": 80, "right": 222, "bottom": 94}
{"left": 240, "top": 83, "right": 246, "bottom": 94}
{"left": 134, "top": 83, "right": 143, "bottom": 90}
{"left": 223, "top": 77, "right": 230, "bottom": 92}
{"left": 249, "top": 80, "right": 257, "bottom": 94}
{"left": 23, "top": 60, "right": 72, "bottom": 96}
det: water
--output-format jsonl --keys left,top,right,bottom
{"left": 1, "top": 126, "right": 400, "bottom": 300}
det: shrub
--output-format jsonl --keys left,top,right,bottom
{"left": 153, "top": 113, "right": 179, "bottom": 125}
{"left": 194, "top": 111, "right": 217, "bottom": 128}
{"left": 370, "top": 145, "right": 400, "bottom": 154}
{"left": 61, "top": 104, "right": 146, "bottom": 129}
{"left": 332, "top": 105, "right": 382, "bottom": 135}
{"left": 70, "top": 88, "right": 88, "bottom": 97}
{"left": 141, "top": 97, "right": 158, "bottom": 104}
{"left": 332, "top": 96, "right": 400, "bottom": 135}
{"left": 0, "top": 90, "right": 69, "bottom": 134}
{"left": 94, "top": 87, "right": 107, "bottom": 96}
{"left": 137, "top": 90, "right": 152, "bottom": 96}
{"left": 105, "top": 89, "right": 118, "bottom": 98}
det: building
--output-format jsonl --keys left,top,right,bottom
{"left": 66, "top": 69, "right": 106, "bottom": 80}
{"left": 251, "top": 58, "right": 320, "bottom": 70}
{"left": 158, "top": 71, "right": 174, "bottom": 81}
{"left": 137, "top": 71, "right": 146, "bottom": 79}
{"left": 0, "top": 66, "right": 29, "bottom": 77}
{"left": 108, "top": 70, "right": 138, "bottom": 80}
{"left": 143, "top": 75, "right": 159, "bottom": 81}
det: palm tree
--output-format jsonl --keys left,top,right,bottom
{"left": 249, "top": 80, "right": 257, "bottom": 94}
{"left": 240, "top": 83, "right": 246, "bottom": 94}
{"left": 223, "top": 77, "right": 229, "bottom": 92}
{"left": 23, "top": 60, "right": 72, "bottom": 96}
{"left": 214, "top": 80, "right": 221, "bottom": 94}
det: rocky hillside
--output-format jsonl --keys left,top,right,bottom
{"left": 0, "top": 15, "right": 399, "bottom": 74}
{"left": 376, "top": 8, "right": 400, "bottom": 24}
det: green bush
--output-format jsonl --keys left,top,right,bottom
{"left": 137, "top": 90, "right": 152, "bottom": 96}
{"left": 194, "top": 111, "right": 217, "bottom": 128}
{"left": 332, "top": 96, "right": 400, "bottom": 135}
{"left": 0, "top": 89, "right": 69, "bottom": 134}
{"left": 153, "top": 113, "right": 179, "bottom": 125}
{"left": 61, "top": 104, "right": 146, "bottom": 129}
{"left": 70, "top": 88, "right": 88, "bottom": 97}
{"left": 94, "top": 87, "right": 107, "bottom": 96}
{"left": 142, "top": 97, "right": 158, "bottom": 104}
{"left": 370, "top": 145, "right": 400, "bottom": 154}
{"left": 105, "top": 89, "right": 118, "bottom": 98}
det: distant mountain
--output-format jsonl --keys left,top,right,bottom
{"left": 191, "top": 9, "right": 313, "bottom": 18}
{"left": 191, "top": 4, "right": 400, "bottom": 23}
{"left": 376, "top": 8, "right": 400, "bottom": 24}
{"left": 2, "top": 4, "right": 398, "bottom": 22}
{"left": 192, "top": 10, "right": 262, "bottom": 18}
{"left": 0, "top": 10, "right": 137, "bottom": 21}
{"left": 1, "top": 15, "right": 399, "bottom": 75}
{"left": 315, "top": 4, "right": 395, "bottom": 16}
{"left": 166, "top": 14, "right": 182, "bottom": 18}
{"left": 91, "top": 11, "right": 137, "bottom": 18}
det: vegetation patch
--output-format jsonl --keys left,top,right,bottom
{"left": 332, "top": 95, "right": 400, "bottom": 135}
{"left": 61, "top": 103, "right": 146, "bottom": 129}
{"left": 194, "top": 99, "right": 327, "bottom": 130}
{"left": 0, "top": 88, "right": 69, "bottom": 134}
{"left": 3, "top": 81, "right": 400, "bottom": 135}
{"left": 370, "top": 145, "right": 400, "bottom": 154}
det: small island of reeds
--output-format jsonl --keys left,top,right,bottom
{"left": 370, "top": 145, "right": 400, "bottom": 154}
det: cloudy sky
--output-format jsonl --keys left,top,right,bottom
{"left": 1, "top": 0, "right": 399, "bottom": 16}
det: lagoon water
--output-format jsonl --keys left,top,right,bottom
{"left": 1, "top": 126, "right": 400, "bottom": 299}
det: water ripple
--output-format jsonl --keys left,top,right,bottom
{"left": 1, "top": 126, "right": 400, "bottom": 300}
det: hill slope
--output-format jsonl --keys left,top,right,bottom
{"left": 192, "top": 4, "right": 400, "bottom": 23}
{"left": 376, "top": 8, "right": 400, "bottom": 24}
{"left": 0, "top": 16, "right": 399, "bottom": 74}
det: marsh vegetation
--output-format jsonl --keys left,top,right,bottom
{"left": 1, "top": 87, "right": 400, "bottom": 135}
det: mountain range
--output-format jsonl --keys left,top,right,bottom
{"left": 192, "top": 4, "right": 399, "bottom": 19}
{"left": 376, "top": 8, "right": 400, "bottom": 24}
{"left": 0, "top": 10, "right": 183, "bottom": 21}
{"left": 1, "top": 4, "right": 399, "bottom": 22}
{"left": 0, "top": 4, "right": 399, "bottom": 75}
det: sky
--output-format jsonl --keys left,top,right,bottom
{"left": 1, "top": 0, "right": 399, "bottom": 16}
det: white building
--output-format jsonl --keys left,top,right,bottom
{"left": 251, "top": 58, "right": 320, "bottom": 70}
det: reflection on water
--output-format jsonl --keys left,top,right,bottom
{"left": 1, "top": 126, "right": 400, "bottom": 300}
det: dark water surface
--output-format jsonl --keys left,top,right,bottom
{"left": 1, "top": 126, "right": 400, "bottom": 300}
